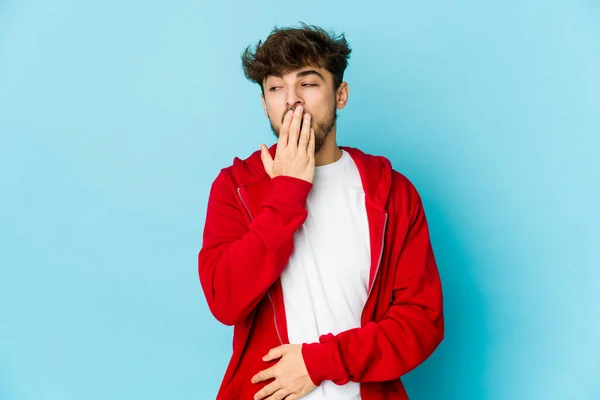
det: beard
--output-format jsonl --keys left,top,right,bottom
{"left": 269, "top": 105, "right": 337, "bottom": 154}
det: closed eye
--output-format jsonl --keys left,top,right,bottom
{"left": 269, "top": 83, "right": 318, "bottom": 92}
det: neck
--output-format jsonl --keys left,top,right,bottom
{"left": 315, "top": 129, "right": 343, "bottom": 166}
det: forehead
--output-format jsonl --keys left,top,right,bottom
{"left": 264, "top": 66, "right": 328, "bottom": 83}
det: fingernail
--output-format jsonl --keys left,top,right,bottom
{"left": 297, "top": 106, "right": 303, "bottom": 112}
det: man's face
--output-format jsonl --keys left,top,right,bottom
{"left": 261, "top": 66, "right": 339, "bottom": 153}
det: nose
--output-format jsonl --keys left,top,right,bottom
{"left": 286, "top": 88, "right": 304, "bottom": 111}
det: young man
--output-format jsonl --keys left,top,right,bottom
{"left": 198, "top": 23, "right": 444, "bottom": 400}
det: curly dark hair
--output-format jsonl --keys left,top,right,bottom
{"left": 241, "top": 22, "right": 352, "bottom": 95}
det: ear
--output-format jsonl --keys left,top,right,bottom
{"left": 261, "top": 93, "right": 269, "bottom": 118}
{"left": 335, "top": 81, "right": 349, "bottom": 110}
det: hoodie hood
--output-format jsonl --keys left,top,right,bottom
{"left": 230, "top": 143, "right": 393, "bottom": 212}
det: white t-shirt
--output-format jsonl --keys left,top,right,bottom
{"left": 281, "top": 149, "right": 371, "bottom": 399}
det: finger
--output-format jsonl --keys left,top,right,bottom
{"left": 307, "top": 128, "right": 315, "bottom": 156}
{"left": 254, "top": 380, "right": 282, "bottom": 400}
{"left": 260, "top": 144, "right": 274, "bottom": 178}
{"left": 251, "top": 366, "right": 276, "bottom": 384}
{"left": 266, "top": 388, "right": 292, "bottom": 400}
{"left": 288, "top": 106, "right": 304, "bottom": 148}
{"left": 283, "top": 395, "right": 300, "bottom": 400}
{"left": 278, "top": 110, "right": 294, "bottom": 149}
{"left": 298, "top": 113, "right": 311, "bottom": 151}
{"left": 263, "top": 345, "right": 286, "bottom": 362}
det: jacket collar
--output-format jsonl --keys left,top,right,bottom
{"left": 231, "top": 143, "right": 393, "bottom": 212}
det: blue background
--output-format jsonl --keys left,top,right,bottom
{"left": 1, "top": 1, "right": 598, "bottom": 399}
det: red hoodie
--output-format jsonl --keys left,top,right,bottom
{"left": 198, "top": 144, "right": 444, "bottom": 399}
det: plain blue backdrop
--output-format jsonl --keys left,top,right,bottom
{"left": 1, "top": 1, "right": 598, "bottom": 399}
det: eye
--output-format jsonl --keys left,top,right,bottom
{"left": 302, "top": 83, "right": 317, "bottom": 87}
{"left": 269, "top": 87, "right": 280, "bottom": 92}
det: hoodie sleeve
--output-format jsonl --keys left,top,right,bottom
{"left": 301, "top": 185, "right": 444, "bottom": 385}
{"left": 198, "top": 170, "right": 312, "bottom": 326}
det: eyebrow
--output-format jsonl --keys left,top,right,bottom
{"left": 296, "top": 70, "right": 325, "bottom": 81}
{"left": 269, "top": 69, "right": 326, "bottom": 83}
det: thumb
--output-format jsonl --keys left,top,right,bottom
{"left": 260, "top": 144, "right": 274, "bottom": 178}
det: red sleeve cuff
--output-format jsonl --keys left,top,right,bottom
{"left": 267, "top": 175, "right": 313, "bottom": 208}
{"left": 301, "top": 341, "right": 349, "bottom": 386}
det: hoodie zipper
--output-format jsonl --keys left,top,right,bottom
{"left": 267, "top": 292, "right": 283, "bottom": 345}
{"left": 361, "top": 212, "right": 388, "bottom": 324}
{"left": 236, "top": 187, "right": 283, "bottom": 345}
